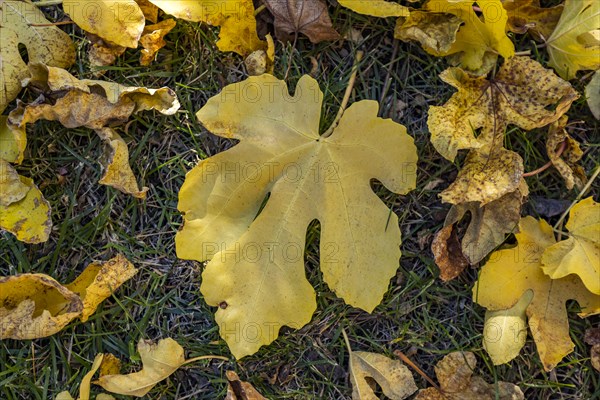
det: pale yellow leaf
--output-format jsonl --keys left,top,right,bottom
{"left": 63, "top": 0, "right": 145, "bottom": 48}
{"left": 541, "top": 197, "right": 600, "bottom": 295}
{"left": 338, "top": 0, "right": 409, "bottom": 17}
{"left": 585, "top": 70, "right": 600, "bottom": 119}
{"left": 177, "top": 74, "right": 417, "bottom": 358}
{"left": 0, "top": 0, "right": 75, "bottom": 113}
{"left": 95, "top": 338, "right": 186, "bottom": 397}
{"left": 349, "top": 351, "right": 417, "bottom": 400}
{"left": 0, "top": 116, "right": 26, "bottom": 164}
{"left": 473, "top": 216, "right": 600, "bottom": 370}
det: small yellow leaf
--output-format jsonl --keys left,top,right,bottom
{"left": 545, "top": 116, "right": 586, "bottom": 190}
{"left": 0, "top": 162, "right": 52, "bottom": 244}
{"left": 473, "top": 216, "right": 600, "bottom": 371}
{"left": 225, "top": 371, "right": 267, "bottom": 400}
{"left": 0, "top": 116, "right": 26, "bottom": 164}
{"left": 349, "top": 351, "right": 417, "bottom": 400}
{"left": 0, "top": 0, "right": 75, "bottom": 113}
{"left": 150, "top": 0, "right": 264, "bottom": 55}
{"left": 56, "top": 354, "right": 107, "bottom": 400}
{"left": 99, "top": 354, "right": 122, "bottom": 377}
{"left": 63, "top": 0, "right": 145, "bottom": 48}
{"left": 585, "top": 70, "right": 600, "bottom": 120}
{"left": 94, "top": 338, "right": 186, "bottom": 397}
{"left": 338, "top": 0, "right": 409, "bottom": 17}
{"left": 483, "top": 290, "right": 533, "bottom": 365}
{"left": 541, "top": 197, "right": 600, "bottom": 295}
{"left": 546, "top": 0, "right": 600, "bottom": 80}
{"left": 394, "top": 11, "right": 462, "bottom": 55}
{"left": 0, "top": 274, "right": 82, "bottom": 339}
{"left": 424, "top": 0, "right": 514, "bottom": 72}
{"left": 65, "top": 254, "right": 138, "bottom": 322}
{"left": 140, "top": 19, "right": 177, "bottom": 66}
{"left": 415, "top": 352, "right": 524, "bottom": 399}
{"left": 136, "top": 0, "right": 159, "bottom": 23}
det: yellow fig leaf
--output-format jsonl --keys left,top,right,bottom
{"left": 546, "top": 0, "right": 600, "bottom": 80}
{"left": 424, "top": 0, "right": 514, "bottom": 72}
{"left": 415, "top": 352, "right": 524, "bottom": 399}
{"left": 225, "top": 371, "right": 267, "bottom": 400}
{"left": 140, "top": 19, "right": 177, "bottom": 66}
{"left": 483, "top": 290, "right": 532, "bottom": 366}
{"left": 428, "top": 57, "right": 579, "bottom": 161}
{"left": 0, "top": 274, "right": 82, "bottom": 339}
{"left": 473, "top": 216, "right": 600, "bottom": 371}
{"left": 0, "top": 0, "right": 75, "bottom": 113}
{"left": 338, "top": 0, "right": 409, "bottom": 17}
{"left": 65, "top": 254, "right": 138, "bottom": 322}
{"left": 149, "top": 0, "right": 264, "bottom": 55}
{"left": 63, "top": 0, "right": 145, "bottom": 48}
{"left": 0, "top": 116, "right": 26, "bottom": 164}
{"left": 177, "top": 74, "right": 417, "bottom": 358}
{"left": 0, "top": 161, "right": 52, "bottom": 244}
{"left": 586, "top": 70, "right": 600, "bottom": 120}
{"left": 541, "top": 197, "right": 599, "bottom": 295}
{"left": 502, "top": 0, "right": 563, "bottom": 40}
{"left": 349, "top": 351, "right": 417, "bottom": 400}
{"left": 94, "top": 338, "right": 187, "bottom": 397}
{"left": 394, "top": 11, "right": 462, "bottom": 55}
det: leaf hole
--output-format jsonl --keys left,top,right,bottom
{"left": 18, "top": 43, "right": 29, "bottom": 64}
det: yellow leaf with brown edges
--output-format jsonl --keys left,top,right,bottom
{"left": 541, "top": 197, "right": 600, "bottom": 295}
{"left": 149, "top": 0, "right": 264, "bottom": 55}
{"left": 0, "top": 0, "right": 75, "bottom": 113}
{"left": 65, "top": 254, "right": 138, "bottom": 322}
{"left": 94, "top": 338, "right": 187, "bottom": 397}
{"left": 415, "top": 352, "right": 524, "bottom": 399}
{"left": 473, "top": 217, "right": 600, "bottom": 371}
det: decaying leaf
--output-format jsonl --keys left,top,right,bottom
{"left": 483, "top": 290, "right": 532, "bottom": 365}
{"left": 546, "top": 0, "right": 600, "bottom": 80}
{"left": 0, "top": 255, "right": 136, "bottom": 339}
{"left": 349, "top": 351, "right": 417, "bottom": 400}
{"left": 415, "top": 352, "right": 524, "bottom": 399}
{"left": 94, "top": 338, "right": 187, "bottom": 397}
{"left": 264, "top": 0, "right": 340, "bottom": 43}
{"left": 99, "top": 354, "right": 122, "bottom": 377}
{"left": 586, "top": 70, "right": 600, "bottom": 120}
{"left": 149, "top": 0, "right": 264, "bottom": 55}
{"left": 394, "top": 11, "right": 462, "bottom": 55}
{"left": 8, "top": 63, "right": 179, "bottom": 198}
{"left": 0, "top": 0, "right": 75, "bottom": 113}
{"left": 245, "top": 34, "right": 276, "bottom": 76}
{"left": 428, "top": 57, "right": 579, "bottom": 162}
{"left": 541, "top": 197, "right": 599, "bottom": 295}
{"left": 87, "top": 37, "right": 127, "bottom": 68}
{"left": 584, "top": 327, "right": 600, "bottom": 372}
{"left": 431, "top": 224, "right": 469, "bottom": 281}
{"left": 225, "top": 371, "right": 267, "bottom": 400}
{"left": 423, "top": 0, "right": 514, "bottom": 72}
{"left": 63, "top": 0, "right": 145, "bottom": 48}
{"left": 65, "top": 254, "right": 138, "bottom": 322}
{"left": 177, "top": 74, "right": 418, "bottom": 358}
{"left": 136, "top": 0, "right": 159, "bottom": 23}
{"left": 140, "top": 19, "right": 176, "bottom": 65}
{"left": 545, "top": 116, "right": 586, "bottom": 190}
{"left": 473, "top": 216, "right": 600, "bottom": 371}
{"left": 338, "top": 0, "right": 409, "bottom": 17}
{"left": 56, "top": 354, "right": 107, "bottom": 400}
{"left": 0, "top": 160, "right": 52, "bottom": 244}
{"left": 502, "top": 0, "right": 563, "bottom": 40}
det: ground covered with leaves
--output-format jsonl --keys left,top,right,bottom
{"left": 1, "top": 1, "right": 599, "bottom": 399}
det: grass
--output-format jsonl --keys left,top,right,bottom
{"left": 1, "top": 1, "right": 599, "bottom": 399}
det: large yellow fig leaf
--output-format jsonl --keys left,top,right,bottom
{"left": 473, "top": 216, "right": 600, "bottom": 371}
{"left": 424, "top": 0, "right": 514, "bottom": 72}
{"left": 542, "top": 197, "right": 599, "bottom": 295}
{"left": 149, "top": 0, "right": 264, "bottom": 55}
{"left": 0, "top": 0, "right": 75, "bottom": 113}
{"left": 0, "top": 255, "right": 136, "bottom": 339}
{"left": 63, "top": 0, "right": 145, "bottom": 48}
{"left": 428, "top": 57, "right": 578, "bottom": 162}
{"left": 546, "top": 0, "right": 600, "bottom": 80}
{"left": 94, "top": 338, "right": 187, "bottom": 397}
{"left": 338, "top": 0, "right": 409, "bottom": 17}
{"left": 0, "top": 160, "right": 52, "bottom": 244}
{"left": 177, "top": 74, "right": 418, "bottom": 358}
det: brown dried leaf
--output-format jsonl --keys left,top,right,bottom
{"left": 546, "top": 116, "right": 586, "bottom": 190}
{"left": 264, "top": 0, "right": 340, "bottom": 43}
{"left": 394, "top": 12, "right": 462, "bottom": 55}
{"left": 225, "top": 371, "right": 267, "bottom": 400}
{"left": 503, "top": 0, "right": 564, "bottom": 41}
{"left": 584, "top": 328, "right": 600, "bottom": 372}
{"left": 431, "top": 225, "right": 468, "bottom": 281}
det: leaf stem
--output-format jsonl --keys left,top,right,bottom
{"left": 341, "top": 328, "right": 352, "bottom": 355}
{"left": 33, "top": 0, "right": 63, "bottom": 6}
{"left": 393, "top": 350, "right": 441, "bottom": 392}
{"left": 183, "top": 355, "right": 229, "bottom": 365}
{"left": 321, "top": 50, "right": 364, "bottom": 139}
{"left": 553, "top": 165, "right": 600, "bottom": 230}
{"left": 522, "top": 140, "right": 566, "bottom": 177}
{"left": 254, "top": 4, "right": 267, "bottom": 16}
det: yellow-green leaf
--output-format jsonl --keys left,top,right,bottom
{"left": 541, "top": 197, "right": 600, "bottom": 295}
{"left": 586, "top": 70, "right": 600, "bottom": 119}
{"left": 177, "top": 74, "right": 418, "bottom": 358}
